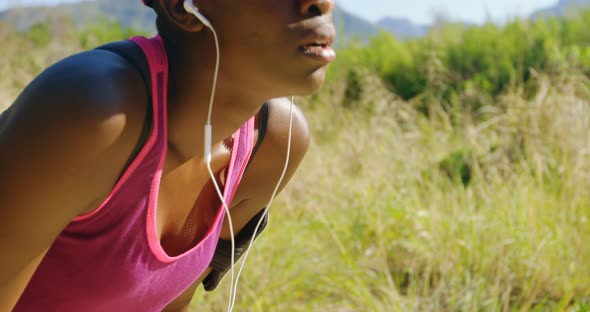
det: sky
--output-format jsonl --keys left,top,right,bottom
{"left": 0, "top": 0, "right": 561, "bottom": 25}
{"left": 339, "top": 0, "right": 558, "bottom": 24}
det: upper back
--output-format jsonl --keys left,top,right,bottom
{"left": 0, "top": 41, "right": 150, "bottom": 310}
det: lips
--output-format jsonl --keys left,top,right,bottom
{"left": 297, "top": 24, "right": 336, "bottom": 63}
{"left": 298, "top": 41, "right": 336, "bottom": 63}
{"left": 299, "top": 44, "right": 336, "bottom": 63}
{"left": 301, "top": 39, "right": 331, "bottom": 49}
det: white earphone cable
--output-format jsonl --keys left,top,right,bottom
{"left": 194, "top": 14, "right": 237, "bottom": 312}
{"left": 229, "top": 97, "right": 294, "bottom": 311}
{"left": 183, "top": 2, "right": 294, "bottom": 311}
{"left": 207, "top": 29, "right": 239, "bottom": 312}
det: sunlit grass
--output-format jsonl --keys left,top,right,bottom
{"left": 192, "top": 71, "right": 590, "bottom": 311}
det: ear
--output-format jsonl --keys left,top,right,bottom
{"left": 154, "top": 0, "right": 205, "bottom": 32}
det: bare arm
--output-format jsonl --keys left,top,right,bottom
{"left": 164, "top": 97, "right": 311, "bottom": 310}
{"left": 0, "top": 50, "right": 148, "bottom": 310}
{"left": 223, "top": 97, "right": 311, "bottom": 237}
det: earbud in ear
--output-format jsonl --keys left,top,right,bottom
{"left": 183, "top": 0, "right": 213, "bottom": 29}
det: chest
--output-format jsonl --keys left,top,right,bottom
{"left": 156, "top": 141, "right": 233, "bottom": 257}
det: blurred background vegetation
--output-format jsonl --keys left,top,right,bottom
{"left": 1, "top": 1, "right": 590, "bottom": 311}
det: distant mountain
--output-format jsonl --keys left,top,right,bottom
{"left": 3, "top": 0, "right": 590, "bottom": 46}
{"left": 332, "top": 6, "right": 380, "bottom": 45}
{"left": 377, "top": 17, "right": 429, "bottom": 39}
{"left": 0, "top": 0, "right": 156, "bottom": 32}
{"left": 0, "top": 0, "right": 426, "bottom": 45}
{"left": 532, "top": 0, "right": 590, "bottom": 18}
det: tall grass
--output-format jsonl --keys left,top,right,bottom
{"left": 1, "top": 12, "right": 590, "bottom": 312}
{"left": 194, "top": 68, "right": 590, "bottom": 312}
{"left": 193, "top": 12, "right": 590, "bottom": 311}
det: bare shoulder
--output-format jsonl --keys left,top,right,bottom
{"left": 236, "top": 98, "right": 310, "bottom": 195}
{"left": 0, "top": 48, "right": 148, "bottom": 308}
{"left": 2, "top": 48, "right": 149, "bottom": 210}
{"left": 232, "top": 97, "right": 310, "bottom": 212}
{"left": 263, "top": 97, "right": 311, "bottom": 158}
{"left": 12, "top": 49, "right": 148, "bottom": 126}
{"left": 245, "top": 97, "right": 310, "bottom": 191}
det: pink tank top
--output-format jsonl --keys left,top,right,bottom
{"left": 15, "top": 35, "right": 255, "bottom": 311}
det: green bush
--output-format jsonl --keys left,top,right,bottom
{"left": 26, "top": 22, "right": 52, "bottom": 48}
{"left": 331, "top": 8, "right": 590, "bottom": 112}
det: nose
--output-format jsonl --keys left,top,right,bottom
{"left": 300, "top": 0, "right": 335, "bottom": 16}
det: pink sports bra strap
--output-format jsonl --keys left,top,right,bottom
{"left": 224, "top": 118, "right": 255, "bottom": 202}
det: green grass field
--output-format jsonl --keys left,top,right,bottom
{"left": 200, "top": 73, "right": 590, "bottom": 311}
{"left": 1, "top": 12, "right": 589, "bottom": 312}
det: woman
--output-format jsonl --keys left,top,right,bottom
{"left": 0, "top": 0, "right": 336, "bottom": 310}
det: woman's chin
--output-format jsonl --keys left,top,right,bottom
{"left": 267, "top": 66, "right": 330, "bottom": 98}
{"left": 294, "top": 67, "right": 329, "bottom": 96}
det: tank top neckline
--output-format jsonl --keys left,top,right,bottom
{"left": 73, "top": 35, "right": 248, "bottom": 263}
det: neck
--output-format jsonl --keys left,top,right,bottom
{"left": 161, "top": 33, "right": 268, "bottom": 163}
